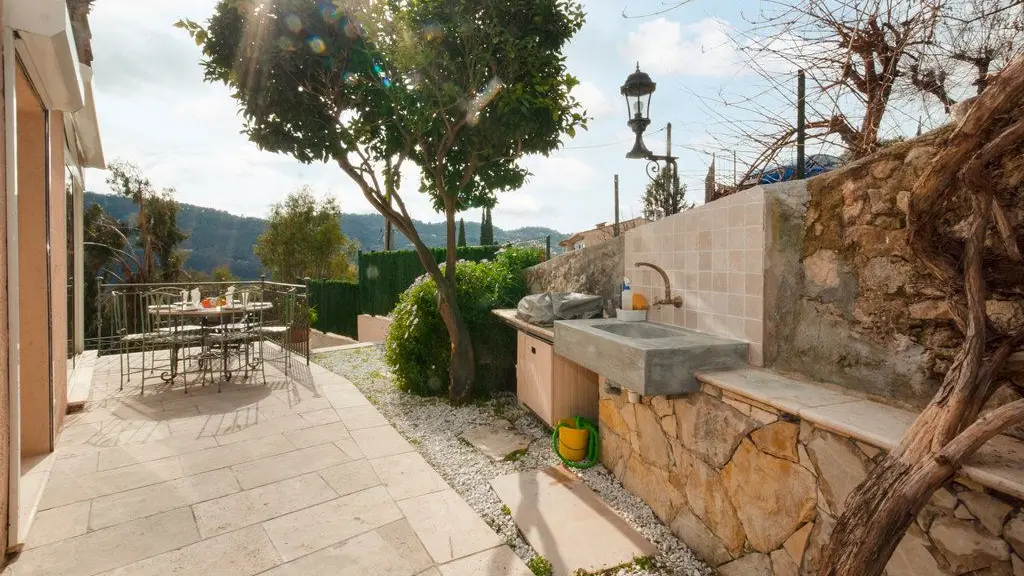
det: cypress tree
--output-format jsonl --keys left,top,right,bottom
{"left": 457, "top": 218, "right": 467, "bottom": 247}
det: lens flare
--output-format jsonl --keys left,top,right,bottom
{"left": 284, "top": 13, "right": 303, "bottom": 33}
{"left": 320, "top": 4, "right": 343, "bottom": 23}
{"left": 307, "top": 36, "right": 327, "bottom": 55}
{"left": 465, "top": 77, "right": 503, "bottom": 125}
{"left": 420, "top": 23, "right": 443, "bottom": 41}
{"left": 276, "top": 36, "right": 298, "bottom": 51}
{"left": 366, "top": 265, "right": 380, "bottom": 280}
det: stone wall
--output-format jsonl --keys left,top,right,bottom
{"left": 767, "top": 128, "right": 1024, "bottom": 408}
{"left": 599, "top": 381, "right": 1024, "bottom": 575}
{"left": 523, "top": 235, "right": 624, "bottom": 317}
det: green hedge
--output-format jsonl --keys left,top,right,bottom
{"left": 307, "top": 280, "right": 360, "bottom": 338}
{"left": 358, "top": 245, "right": 501, "bottom": 316}
{"left": 384, "top": 246, "right": 545, "bottom": 398}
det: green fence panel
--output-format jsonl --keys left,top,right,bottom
{"left": 307, "top": 280, "right": 360, "bottom": 338}
{"left": 358, "top": 246, "right": 501, "bottom": 317}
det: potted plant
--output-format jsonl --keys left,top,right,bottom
{"left": 288, "top": 305, "right": 317, "bottom": 348}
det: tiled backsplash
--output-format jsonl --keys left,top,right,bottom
{"left": 623, "top": 187, "right": 766, "bottom": 365}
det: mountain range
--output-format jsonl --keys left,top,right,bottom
{"left": 85, "top": 192, "right": 567, "bottom": 279}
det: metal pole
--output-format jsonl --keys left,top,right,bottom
{"left": 733, "top": 150, "right": 737, "bottom": 187}
{"left": 666, "top": 123, "right": 673, "bottom": 208}
{"left": 614, "top": 175, "right": 620, "bottom": 236}
{"left": 797, "top": 69, "right": 806, "bottom": 179}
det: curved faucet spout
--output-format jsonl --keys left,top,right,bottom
{"left": 634, "top": 262, "right": 682, "bottom": 309}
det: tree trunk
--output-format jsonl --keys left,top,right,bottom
{"left": 440, "top": 200, "right": 475, "bottom": 403}
{"left": 817, "top": 55, "right": 1024, "bottom": 575}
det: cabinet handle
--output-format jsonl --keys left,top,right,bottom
{"left": 531, "top": 346, "right": 536, "bottom": 354}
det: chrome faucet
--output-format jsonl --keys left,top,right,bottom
{"left": 634, "top": 262, "right": 682, "bottom": 308}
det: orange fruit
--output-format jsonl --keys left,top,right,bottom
{"left": 632, "top": 293, "right": 649, "bottom": 311}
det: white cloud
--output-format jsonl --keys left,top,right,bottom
{"left": 573, "top": 80, "right": 613, "bottom": 119}
{"left": 623, "top": 17, "right": 746, "bottom": 78}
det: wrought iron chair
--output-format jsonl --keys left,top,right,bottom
{"left": 258, "top": 287, "right": 297, "bottom": 376}
{"left": 204, "top": 291, "right": 266, "bottom": 391}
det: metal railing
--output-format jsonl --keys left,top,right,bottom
{"left": 90, "top": 278, "right": 311, "bottom": 366}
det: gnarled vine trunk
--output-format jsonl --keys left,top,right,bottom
{"left": 818, "top": 56, "right": 1024, "bottom": 575}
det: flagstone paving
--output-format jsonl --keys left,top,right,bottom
{"left": 4, "top": 352, "right": 530, "bottom": 576}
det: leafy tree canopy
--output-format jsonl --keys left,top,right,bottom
{"left": 254, "top": 186, "right": 356, "bottom": 282}
{"left": 180, "top": 0, "right": 586, "bottom": 213}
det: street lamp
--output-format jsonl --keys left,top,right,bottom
{"left": 621, "top": 64, "right": 680, "bottom": 214}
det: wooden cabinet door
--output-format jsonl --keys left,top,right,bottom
{"left": 517, "top": 331, "right": 554, "bottom": 426}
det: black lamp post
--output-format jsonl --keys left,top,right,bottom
{"left": 621, "top": 64, "right": 680, "bottom": 212}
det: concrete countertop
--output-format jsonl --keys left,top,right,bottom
{"left": 492, "top": 309, "right": 555, "bottom": 343}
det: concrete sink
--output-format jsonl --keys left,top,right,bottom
{"left": 553, "top": 319, "right": 748, "bottom": 396}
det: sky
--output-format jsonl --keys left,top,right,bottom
{"left": 80, "top": 0, "right": 926, "bottom": 236}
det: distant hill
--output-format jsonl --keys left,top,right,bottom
{"left": 85, "top": 192, "right": 567, "bottom": 279}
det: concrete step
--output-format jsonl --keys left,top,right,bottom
{"left": 491, "top": 466, "right": 656, "bottom": 576}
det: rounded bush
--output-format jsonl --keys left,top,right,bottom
{"left": 384, "top": 246, "right": 545, "bottom": 397}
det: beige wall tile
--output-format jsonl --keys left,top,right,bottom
{"left": 745, "top": 225, "right": 762, "bottom": 249}
{"left": 728, "top": 251, "right": 744, "bottom": 273}
{"left": 712, "top": 229, "right": 727, "bottom": 250}
{"left": 746, "top": 250, "right": 764, "bottom": 273}
{"left": 745, "top": 296, "right": 763, "bottom": 320}
{"left": 728, "top": 295, "right": 745, "bottom": 317}
{"left": 745, "top": 203, "right": 764, "bottom": 226}
{"left": 728, "top": 205, "right": 745, "bottom": 228}
{"left": 745, "top": 273, "right": 763, "bottom": 296}
{"left": 728, "top": 273, "right": 745, "bottom": 294}
{"left": 712, "top": 272, "right": 728, "bottom": 293}
{"left": 699, "top": 271, "right": 713, "bottom": 292}
{"left": 745, "top": 319, "right": 764, "bottom": 344}
{"left": 712, "top": 250, "right": 728, "bottom": 272}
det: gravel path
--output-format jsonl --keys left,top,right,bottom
{"left": 315, "top": 345, "right": 712, "bottom": 576}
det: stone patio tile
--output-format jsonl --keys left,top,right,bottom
{"left": 90, "top": 468, "right": 240, "bottom": 530}
{"left": 231, "top": 443, "right": 350, "bottom": 490}
{"left": 213, "top": 414, "right": 314, "bottom": 445}
{"left": 262, "top": 485, "right": 403, "bottom": 561}
{"left": 417, "top": 569, "right": 442, "bottom": 576}
{"left": 437, "top": 546, "right": 533, "bottom": 576}
{"left": 324, "top": 387, "right": 371, "bottom": 409}
{"left": 259, "top": 396, "right": 333, "bottom": 418}
{"left": 337, "top": 405, "right": 390, "bottom": 430}
{"left": 193, "top": 472, "right": 337, "bottom": 538}
{"left": 350, "top": 425, "right": 414, "bottom": 459}
{"left": 397, "top": 489, "right": 503, "bottom": 564}
{"left": 490, "top": 466, "right": 656, "bottom": 576}
{"left": 97, "top": 524, "right": 282, "bottom": 576}
{"left": 48, "top": 452, "right": 98, "bottom": 478}
{"left": 23, "top": 501, "right": 90, "bottom": 549}
{"left": 8, "top": 507, "right": 199, "bottom": 576}
{"left": 39, "top": 456, "right": 184, "bottom": 510}
{"left": 299, "top": 407, "right": 342, "bottom": 427}
{"left": 460, "top": 420, "right": 532, "bottom": 461}
{"left": 96, "top": 436, "right": 220, "bottom": 471}
{"left": 370, "top": 452, "right": 450, "bottom": 501}
{"left": 179, "top": 433, "right": 295, "bottom": 475}
{"left": 283, "top": 421, "right": 351, "bottom": 449}
{"left": 335, "top": 436, "right": 365, "bottom": 459}
{"left": 318, "top": 459, "right": 381, "bottom": 497}
{"left": 262, "top": 520, "right": 432, "bottom": 576}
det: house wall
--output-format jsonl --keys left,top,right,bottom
{"left": 49, "top": 112, "right": 66, "bottom": 437}
{"left": 0, "top": 0, "right": 10, "bottom": 554}
{"left": 16, "top": 63, "right": 50, "bottom": 456}
{"left": 623, "top": 187, "right": 766, "bottom": 365}
{"left": 599, "top": 381, "right": 1024, "bottom": 575}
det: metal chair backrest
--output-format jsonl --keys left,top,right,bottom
{"left": 143, "top": 288, "right": 186, "bottom": 333}
{"left": 109, "top": 290, "right": 130, "bottom": 337}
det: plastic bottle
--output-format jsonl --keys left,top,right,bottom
{"left": 621, "top": 278, "right": 633, "bottom": 311}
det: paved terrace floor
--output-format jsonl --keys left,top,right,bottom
{"left": 5, "top": 350, "right": 531, "bottom": 576}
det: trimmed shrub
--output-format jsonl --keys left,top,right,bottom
{"left": 384, "top": 246, "right": 545, "bottom": 397}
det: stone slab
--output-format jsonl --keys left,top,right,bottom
{"left": 459, "top": 420, "right": 532, "bottom": 461}
{"left": 490, "top": 466, "right": 656, "bottom": 576}
{"left": 555, "top": 318, "right": 748, "bottom": 395}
